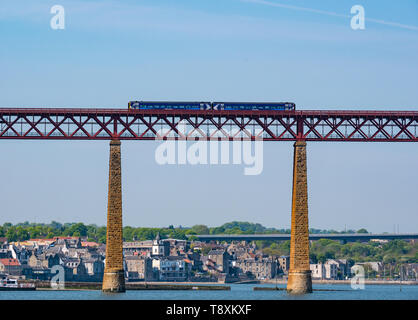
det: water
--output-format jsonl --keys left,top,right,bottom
{"left": 1, "top": 283, "right": 417, "bottom": 300}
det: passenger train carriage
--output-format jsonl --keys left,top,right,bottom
{"left": 128, "top": 101, "right": 295, "bottom": 111}
{"left": 211, "top": 102, "right": 295, "bottom": 111}
{"left": 128, "top": 101, "right": 211, "bottom": 110}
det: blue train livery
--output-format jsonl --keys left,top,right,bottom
{"left": 211, "top": 102, "right": 295, "bottom": 111}
{"left": 128, "top": 101, "right": 295, "bottom": 111}
{"left": 128, "top": 101, "right": 211, "bottom": 110}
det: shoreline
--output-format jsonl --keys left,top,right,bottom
{"left": 261, "top": 279, "right": 418, "bottom": 286}
{"left": 30, "top": 281, "right": 231, "bottom": 291}
{"left": 14, "top": 279, "right": 418, "bottom": 291}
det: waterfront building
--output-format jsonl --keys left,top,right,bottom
{"left": 123, "top": 240, "right": 153, "bottom": 256}
{"left": 235, "top": 257, "right": 277, "bottom": 280}
{"left": 278, "top": 256, "right": 290, "bottom": 274}
{"left": 310, "top": 262, "right": 338, "bottom": 280}
{"left": 152, "top": 233, "right": 170, "bottom": 257}
{"left": 206, "top": 249, "right": 230, "bottom": 274}
{"left": 83, "top": 257, "right": 105, "bottom": 281}
{"left": 0, "top": 258, "right": 22, "bottom": 276}
{"left": 326, "top": 259, "right": 349, "bottom": 279}
{"left": 165, "top": 239, "right": 188, "bottom": 256}
{"left": 355, "top": 261, "right": 383, "bottom": 273}
{"left": 125, "top": 255, "right": 153, "bottom": 281}
{"left": 0, "top": 248, "right": 11, "bottom": 259}
{"left": 28, "top": 251, "right": 61, "bottom": 269}
{"left": 152, "top": 256, "right": 190, "bottom": 281}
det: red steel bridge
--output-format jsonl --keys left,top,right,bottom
{"left": 0, "top": 108, "right": 417, "bottom": 141}
{"left": 1, "top": 106, "right": 417, "bottom": 293}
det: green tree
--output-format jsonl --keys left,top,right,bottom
{"left": 6, "top": 228, "right": 17, "bottom": 242}
{"left": 357, "top": 228, "right": 368, "bottom": 234}
{"left": 190, "top": 225, "right": 210, "bottom": 235}
{"left": 68, "top": 223, "right": 88, "bottom": 237}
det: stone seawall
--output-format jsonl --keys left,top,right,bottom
{"left": 33, "top": 281, "right": 230, "bottom": 290}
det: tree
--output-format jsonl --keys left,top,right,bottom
{"left": 188, "top": 235, "right": 198, "bottom": 241}
{"left": 191, "top": 225, "right": 210, "bottom": 235}
{"left": 2, "top": 223, "right": 12, "bottom": 229}
{"left": 317, "top": 254, "right": 327, "bottom": 264}
{"left": 68, "top": 223, "right": 88, "bottom": 237}
{"left": 97, "top": 226, "right": 107, "bottom": 243}
{"left": 50, "top": 221, "right": 63, "bottom": 230}
{"left": 309, "top": 252, "right": 318, "bottom": 264}
{"left": 357, "top": 228, "right": 368, "bottom": 234}
{"left": 6, "top": 228, "right": 17, "bottom": 242}
{"left": 16, "top": 227, "right": 30, "bottom": 241}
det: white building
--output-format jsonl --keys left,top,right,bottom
{"left": 355, "top": 262, "right": 382, "bottom": 273}
{"left": 152, "top": 257, "right": 190, "bottom": 281}
{"left": 151, "top": 233, "right": 170, "bottom": 257}
{"left": 310, "top": 263, "right": 338, "bottom": 280}
{"left": 326, "top": 259, "right": 349, "bottom": 279}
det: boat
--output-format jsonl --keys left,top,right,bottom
{"left": 0, "top": 277, "right": 36, "bottom": 291}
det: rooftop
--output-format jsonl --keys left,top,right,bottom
{"left": 0, "top": 258, "right": 21, "bottom": 266}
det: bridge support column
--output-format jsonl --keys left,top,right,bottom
{"left": 287, "top": 140, "right": 312, "bottom": 294}
{"left": 102, "top": 140, "right": 126, "bottom": 292}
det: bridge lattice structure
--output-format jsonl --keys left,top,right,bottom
{"left": 0, "top": 108, "right": 417, "bottom": 141}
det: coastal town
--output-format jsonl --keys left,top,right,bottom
{"left": 1, "top": 231, "right": 417, "bottom": 285}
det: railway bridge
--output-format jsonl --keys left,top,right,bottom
{"left": 192, "top": 233, "right": 418, "bottom": 243}
{"left": 1, "top": 107, "right": 417, "bottom": 294}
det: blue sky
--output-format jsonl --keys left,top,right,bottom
{"left": 0, "top": 0, "right": 417, "bottom": 232}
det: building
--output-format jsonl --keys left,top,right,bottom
{"left": 0, "top": 248, "right": 11, "bottom": 259}
{"left": 404, "top": 263, "right": 418, "bottom": 280}
{"left": 125, "top": 255, "right": 153, "bottom": 281}
{"left": 29, "top": 267, "right": 51, "bottom": 280}
{"left": 206, "top": 249, "right": 230, "bottom": 274}
{"left": 63, "top": 257, "right": 87, "bottom": 281}
{"left": 152, "top": 257, "right": 190, "bottom": 281}
{"left": 166, "top": 239, "right": 188, "bottom": 256}
{"left": 310, "top": 259, "right": 351, "bottom": 280}
{"left": 326, "top": 259, "right": 349, "bottom": 279}
{"left": 278, "top": 256, "right": 290, "bottom": 274}
{"left": 310, "top": 263, "right": 338, "bottom": 280}
{"left": 184, "top": 251, "right": 203, "bottom": 272}
{"left": 235, "top": 257, "right": 277, "bottom": 280}
{"left": 0, "top": 258, "right": 22, "bottom": 276}
{"left": 82, "top": 257, "right": 104, "bottom": 281}
{"left": 8, "top": 245, "right": 31, "bottom": 265}
{"left": 28, "top": 252, "right": 61, "bottom": 269}
{"left": 356, "top": 262, "right": 383, "bottom": 273}
{"left": 123, "top": 240, "right": 153, "bottom": 256}
{"left": 152, "top": 233, "right": 170, "bottom": 257}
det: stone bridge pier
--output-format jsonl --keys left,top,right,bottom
{"left": 100, "top": 139, "right": 312, "bottom": 293}
{"left": 102, "top": 140, "right": 126, "bottom": 292}
{"left": 286, "top": 140, "right": 312, "bottom": 294}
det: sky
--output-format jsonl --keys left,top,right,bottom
{"left": 0, "top": 0, "right": 417, "bottom": 232}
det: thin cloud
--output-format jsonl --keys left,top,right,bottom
{"left": 241, "top": 0, "right": 418, "bottom": 31}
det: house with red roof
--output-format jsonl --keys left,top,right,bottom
{"left": 0, "top": 258, "right": 22, "bottom": 276}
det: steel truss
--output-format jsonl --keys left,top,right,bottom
{"left": 0, "top": 108, "right": 417, "bottom": 141}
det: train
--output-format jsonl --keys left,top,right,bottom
{"left": 128, "top": 101, "right": 295, "bottom": 111}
